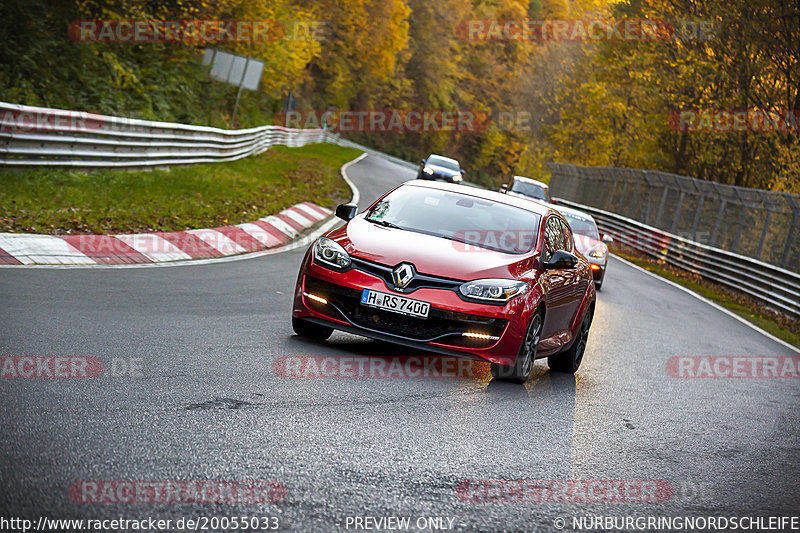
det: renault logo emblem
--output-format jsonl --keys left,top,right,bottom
{"left": 392, "top": 263, "right": 415, "bottom": 289}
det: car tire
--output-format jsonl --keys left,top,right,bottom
{"left": 292, "top": 317, "right": 333, "bottom": 341}
{"left": 594, "top": 269, "right": 605, "bottom": 290}
{"left": 548, "top": 309, "right": 592, "bottom": 374}
{"left": 491, "top": 309, "right": 542, "bottom": 384}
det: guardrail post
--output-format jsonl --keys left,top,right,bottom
{"left": 755, "top": 207, "right": 771, "bottom": 261}
{"left": 628, "top": 179, "right": 641, "bottom": 218}
{"left": 711, "top": 199, "right": 727, "bottom": 247}
{"left": 655, "top": 185, "right": 669, "bottom": 227}
{"left": 781, "top": 206, "right": 798, "bottom": 269}
{"left": 691, "top": 193, "right": 705, "bottom": 242}
{"left": 639, "top": 184, "right": 651, "bottom": 222}
{"left": 671, "top": 190, "right": 685, "bottom": 234}
{"left": 603, "top": 169, "right": 616, "bottom": 210}
{"left": 617, "top": 180, "right": 629, "bottom": 213}
{"left": 731, "top": 204, "right": 747, "bottom": 254}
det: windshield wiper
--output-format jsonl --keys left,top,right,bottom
{"left": 367, "top": 218, "right": 402, "bottom": 229}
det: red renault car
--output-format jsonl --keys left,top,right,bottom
{"left": 292, "top": 180, "right": 596, "bottom": 382}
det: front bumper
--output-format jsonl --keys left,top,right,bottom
{"left": 293, "top": 258, "right": 528, "bottom": 366}
{"left": 588, "top": 257, "right": 607, "bottom": 281}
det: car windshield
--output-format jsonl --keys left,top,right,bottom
{"left": 365, "top": 186, "right": 541, "bottom": 254}
{"left": 561, "top": 212, "right": 600, "bottom": 239}
{"left": 427, "top": 155, "right": 459, "bottom": 170}
{"left": 510, "top": 180, "right": 551, "bottom": 201}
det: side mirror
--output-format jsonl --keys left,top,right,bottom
{"left": 460, "top": 169, "right": 466, "bottom": 175}
{"left": 420, "top": 158, "right": 426, "bottom": 165}
{"left": 602, "top": 233, "right": 614, "bottom": 244}
{"left": 335, "top": 203, "right": 358, "bottom": 221}
{"left": 542, "top": 250, "right": 578, "bottom": 270}
{"left": 500, "top": 183, "right": 508, "bottom": 193}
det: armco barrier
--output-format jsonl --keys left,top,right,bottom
{"left": 555, "top": 198, "right": 800, "bottom": 319}
{"left": 548, "top": 162, "right": 799, "bottom": 272}
{"left": 0, "top": 101, "right": 330, "bottom": 168}
{"left": 0, "top": 101, "right": 425, "bottom": 171}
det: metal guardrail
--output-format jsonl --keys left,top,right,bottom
{"left": 0, "top": 102, "right": 331, "bottom": 169}
{"left": 548, "top": 163, "right": 800, "bottom": 273}
{"left": 555, "top": 198, "right": 800, "bottom": 319}
{"left": 0, "top": 101, "right": 426, "bottom": 172}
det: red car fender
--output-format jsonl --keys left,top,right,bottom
{"left": 499, "top": 277, "right": 545, "bottom": 358}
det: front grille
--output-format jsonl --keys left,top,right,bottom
{"left": 304, "top": 276, "right": 507, "bottom": 346}
{"left": 350, "top": 257, "right": 463, "bottom": 294}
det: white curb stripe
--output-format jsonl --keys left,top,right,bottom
{"left": 237, "top": 223, "right": 283, "bottom": 247}
{"left": 115, "top": 234, "right": 193, "bottom": 262}
{"left": 294, "top": 203, "right": 329, "bottom": 220}
{"left": 282, "top": 208, "right": 315, "bottom": 227}
{"left": 186, "top": 229, "right": 246, "bottom": 255}
{"left": 261, "top": 216, "right": 298, "bottom": 238}
{"left": 0, "top": 234, "right": 96, "bottom": 265}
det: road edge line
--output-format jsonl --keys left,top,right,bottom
{"left": 612, "top": 254, "right": 800, "bottom": 354}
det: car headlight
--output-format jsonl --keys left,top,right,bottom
{"left": 313, "top": 237, "right": 351, "bottom": 270}
{"left": 589, "top": 244, "right": 607, "bottom": 258}
{"left": 453, "top": 175, "right": 463, "bottom": 182}
{"left": 458, "top": 279, "right": 527, "bottom": 303}
{"left": 423, "top": 166, "right": 434, "bottom": 175}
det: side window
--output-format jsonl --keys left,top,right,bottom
{"left": 559, "top": 219, "right": 573, "bottom": 252}
{"left": 543, "top": 217, "right": 560, "bottom": 262}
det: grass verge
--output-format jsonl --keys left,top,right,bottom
{"left": 0, "top": 144, "right": 361, "bottom": 234}
{"left": 612, "top": 248, "right": 800, "bottom": 348}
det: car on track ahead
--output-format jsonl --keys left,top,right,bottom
{"left": 501, "top": 175, "right": 553, "bottom": 204}
{"left": 292, "top": 180, "right": 597, "bottom": 382}
{"left": 554, "top": 204, "right": 613, "bottom": 290}
{"left": 417, "top": 154, "right": 465, "bottom": 183}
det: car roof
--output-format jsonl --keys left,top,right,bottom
{"left": 427, "top": 154, "right": 459, "bottom": 164}
{"left": 512, "top": 176, "right": 549, "bottom": 189}
{"left": 553, "top": 203, "right": 597, "bottom": 224}
{"left": 403, "top": 179, "right": 555, "bottom": 217}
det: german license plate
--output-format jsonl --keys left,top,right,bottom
{"left": 360, "top": 289, "right": 431, "bottom": 319}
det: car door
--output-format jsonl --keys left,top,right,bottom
{"left": 539, "top": 216, "right": 575, "bottom": 350}
{"left": 558, "top": 218, "right": 585, "bottom": 325}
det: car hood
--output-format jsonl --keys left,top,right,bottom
{"left": 328, "top": 217, "right": 534, "bottom": 280}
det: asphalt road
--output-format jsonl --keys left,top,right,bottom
{"left": 1, "top": 155, "right": 799, "bottom": 532}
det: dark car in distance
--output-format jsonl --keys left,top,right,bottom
{"left": 418, "top": 154, "right": 465, "bottom": 183}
